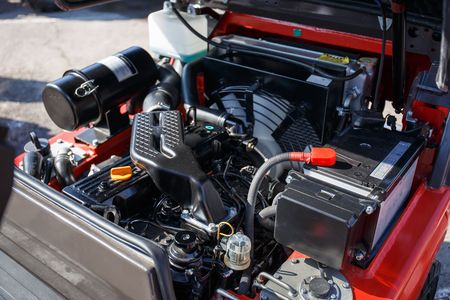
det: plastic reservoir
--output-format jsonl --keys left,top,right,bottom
{"left": 148, "top": 2, "right": 208, "bottom": 62}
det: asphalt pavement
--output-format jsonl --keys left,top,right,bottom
{"left": 0, "top": 0, "right": 448, "bottom": 298}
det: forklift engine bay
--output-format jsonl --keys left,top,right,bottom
{"left": 13, "top": 1, "right": 450, "bottom": 299}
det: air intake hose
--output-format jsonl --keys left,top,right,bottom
{"left": 143, "top": 63, "right": 181, "bottom": 112}
{"left": 181, "top": 59, "right": 246, "bottom": 136}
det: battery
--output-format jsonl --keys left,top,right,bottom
{"left": 275, "top": 127, "right": 425, "bottom": 269}
{"left": 304, "top": 127, "right": 424, "bottom": 250}
{"left": 274, "top": 172, "right": 367, "bottom": 269}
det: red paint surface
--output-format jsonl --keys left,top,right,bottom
{"left": 341, "top": 183, "right": 449, "bottom": 299}
{"left": 212, "top": 12, "right": 393, "bottom": 55}
{"left": 15, "top": 127, "right": 131, "bottom": 190}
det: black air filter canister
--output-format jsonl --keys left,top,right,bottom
{"left": 42, "top": 46, "right": 158, "bottom": 131}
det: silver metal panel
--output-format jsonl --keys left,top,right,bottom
{"left": 0, "top": 180, "right": 162, "bottom": 300}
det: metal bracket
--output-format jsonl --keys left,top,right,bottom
{"left": 75, "top": 106, "right": 130, "bottom": 147}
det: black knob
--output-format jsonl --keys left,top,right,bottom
{"left": 168, "top": 231, "right": 202, "bottom": 270}
{"left": 24, "top": 131, "right": 50, "bottom": 156}
{"left": 174, "top": 231, "right": 197, "bottom": 252}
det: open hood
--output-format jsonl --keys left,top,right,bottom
{"left": 55, "top": 0, "right": 442, "bottom": 26}
{"left": 215, "top": 0, "right": 442, "bottom": 36}
{"left": 55, "top": 0, "right": 448, "bottom": 92}
{"left": 55, "top": 0, "right": 442, "bottom": 34}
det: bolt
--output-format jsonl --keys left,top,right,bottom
{"left": 98, "top": 181, "right": 109, "bottom": 192}
{"left": 208, "top": 223, "right": 217, "bottom": 232}
{"left": 187, "top": 6, "right": 195, "bottom": 15}
{"left": 354, "top": 171, "right": 363, "bottom": 178}
{"left": 286, "top": 175, "right": 293, "bottom": 184}
{"left": 274, "top": 274, "right": 282, "bottom": 280}
{"left": 57, "top": 139, "right": 64, "bottom": 144}
{"left": 342, "top": 282, "right": 350, "bottom": 289}
{"left": 181, "top": 209, "right": 189, "bottom": 216}
{"left": 301, "top": 288, "right": 308, "bottom": 294}
{"left": 330, "top": 294, "right": 337, "bottom": 299}
{"left": 355, "top": 249, "right": 366, "bottom": 261}
{"left": 291, "top": 258, "right": 300, "bottom": 264}
{"left": 365, "top": 205, "right": 375, "bottom": 215}
{"left": 92, "top": 139, "right": 99, "bottom": 147}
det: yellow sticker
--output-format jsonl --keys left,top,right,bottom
{"left": 319, "top": 53, "right": 350, "bottom": 65}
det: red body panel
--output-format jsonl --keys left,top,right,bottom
{"left": 342, "top": 183, "right": 449, "bottom": 299}
{"left": 212, "top": 12, "right": 393, "bottom": 55}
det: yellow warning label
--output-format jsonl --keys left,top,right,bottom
{"left": 319, "top": 53, "right": 350, "bottom": 65}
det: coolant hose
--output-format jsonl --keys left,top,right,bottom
{"left": 239, "top": 148, "right": 336, "bottom": 294}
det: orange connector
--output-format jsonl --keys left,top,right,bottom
{"left": 289, "top": 147, "right": 336, "bottom": 166}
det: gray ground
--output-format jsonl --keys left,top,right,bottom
{"left": 0, "top": 0, "right": 448, "bottom": 298}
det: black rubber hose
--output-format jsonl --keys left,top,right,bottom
{"left": 258, "top": 205, "right": 277, "bottom": 219}
{"left": 143, "top": 63, "right": 181, "bottom": 112}
{"left": 256, "top": 205, "right": 276, "bottom": 231}
{"left": 391, "top": 2, "right": 406, "bottom": 113}
{"left": 22, "top": 151, "right": 44, "bottom": 179}
{"left": 372, "top": 0, "right": 386, "bottom": 111}
{"left": 239, "top": 153, "right": 290, "bottom": 294}
{"left": 182, "top": 59, "right": 246, "bottom": 135}
{"left": 54, "top": 147, "right": 75, "bottom": 187}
